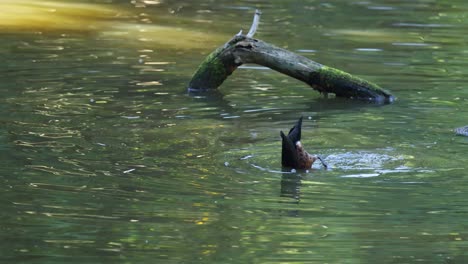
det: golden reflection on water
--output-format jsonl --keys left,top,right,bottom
{"left": 0, "top": 0, "right": 228, "bottom": 49}
{"left": 0, "top": 0, "right": 125, "bottom": 31}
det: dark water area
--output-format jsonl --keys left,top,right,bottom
{"left": 2, "top": 0, "right": 468, "bottom": 263}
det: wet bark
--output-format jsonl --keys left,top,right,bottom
{"left": 188, "top": 11, "right": 394, "bottom": 103}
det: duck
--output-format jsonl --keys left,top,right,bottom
{"left": 280, "top": 117, "right": 328, "bottom": 170}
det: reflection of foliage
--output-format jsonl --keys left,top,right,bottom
{"left": 0, "top": 0, "right": 125, "bottom": 31}
{"left": 0, "top": 0, "right": 228, "bottom": 49}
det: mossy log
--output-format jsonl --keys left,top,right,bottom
{"left": 188, "top": 11, "right": 394, "bottom": 103}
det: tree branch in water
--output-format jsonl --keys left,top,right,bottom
{"left": 188, "top": 10, "right": 394, "bottom": 103}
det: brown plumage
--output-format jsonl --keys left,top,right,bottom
{"left": 280, "top": 117, "right": 327, "bottom": 170}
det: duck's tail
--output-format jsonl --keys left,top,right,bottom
{"left": 287, "top": 116, "right": 302, "bottom": 144}
{"left": 281, "top": 117, "right": 303, "bottom": 168}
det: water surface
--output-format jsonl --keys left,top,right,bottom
{"left": 2, "top": 0, "right": 468, "bottom": 263}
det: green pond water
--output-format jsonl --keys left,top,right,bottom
{"left": 2, "top": 0, "right": 468, "bottom": 263}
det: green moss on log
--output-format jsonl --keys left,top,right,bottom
{"left": 188, "top": 36, "right": 246, "bottom": 91}
{"left": 188, "top": 48, "right": 229, "bottom": 90}
{"left": 313, "top": 66, "right": 393, "bottom": 103}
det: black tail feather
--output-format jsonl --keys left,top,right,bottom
{"left": 281, "top": 130, "right": 298, "bottom": 168}
{"left": 287, "top": 116, "right": 302, "bottom": 144}
{"left": 281, "top": 117, "right": 303, "bottom": 168}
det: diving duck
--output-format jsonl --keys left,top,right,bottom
{"left": 280, "top": 117, "right": 328, "bottom": 170}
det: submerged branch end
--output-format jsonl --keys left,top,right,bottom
{"left": 246, "top": 9, "right": 262, "bottom": 38}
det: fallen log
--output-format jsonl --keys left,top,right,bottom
{"left": 188, "top": 10, "right": 394, "bottom": 103}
